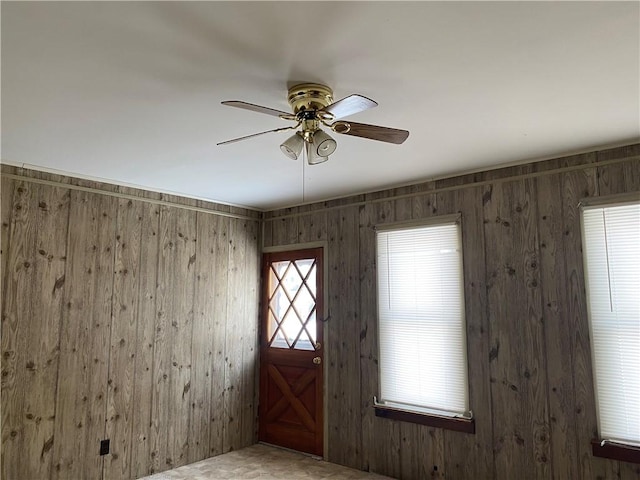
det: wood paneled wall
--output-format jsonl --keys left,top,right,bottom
{"left": 1, "top": 166, "right": 261, "bottom": 480}
{"left": 263, "top": 144, "right": 640, "bottom": 480}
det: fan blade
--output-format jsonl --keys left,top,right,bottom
{"left": 217, "top": 126, "right": 295, "bottom": 146}
{"left": 322, "top": 94, "right": 378, "bottom": 119}
{"left": 221, "top": 100, "right": 293, "bottom": 119}
{"left": 332, "top": 121, "right": 409, "bottom": 144}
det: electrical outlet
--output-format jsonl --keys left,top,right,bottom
{"left": 99, "top": 439, "right": 110, "bottom": 456}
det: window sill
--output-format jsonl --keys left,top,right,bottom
{"left": 591, "top": 440, "right": 640, "bottom": 464}
{"left": 373, "top": 404, "right": 475, "bottom": 434}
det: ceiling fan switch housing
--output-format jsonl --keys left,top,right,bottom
{"left": 288, "top": 83, "right": 334, "bottom": 113}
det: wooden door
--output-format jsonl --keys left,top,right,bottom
{"left": 259, "top": 247, "right": 324, "bottom": 456}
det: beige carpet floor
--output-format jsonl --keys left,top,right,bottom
{"left": 139, "top": 443, "right": 394, "bottom": 480}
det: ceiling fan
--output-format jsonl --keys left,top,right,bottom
{"left": 217, "top": 83, "right": 409, "bottom": 164}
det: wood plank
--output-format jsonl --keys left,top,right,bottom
{"left": 1, "top": 181, "right": 37, "bottom": 480}
{"left": 167, "top": 208, "right": 197, "bottom": 468}
{"left": 130, "top": 202, "right": 161, "bottom": 478}
{"left": 149, "top": 205, "right": 176, "bottom": 473}
{"left": 597, "top": 156, "right": 640, "bottom": 195}
{"left": 298, "top": 207, "right": 328, "bottom": 244}
{"left": 483, "top": 180, "right": 521, "bottom": 479}
{"left": 399, "top": 423, "right": 427, "bottom": 479}
{"left": 104, "top": 198, "right": 144, "bottom": 479}
{"left": 422, "top": 427, "right": 446, "bottom": 479}
{"left": 241, "top": 219, "right": 260, "bottom": 447}
{"left": 508, "top": 178, "right": 551, "bottom": 479}
{"left": 52, "top": 190, "right": 116, "bottom": 479}
{"left": 209, "top": 214, "right": 230, "bottom": 456}
{"left": 357, "top": 202, "right": 377, "bottom": 474}
{"left": 483, "top": 179, "right": 551, "bottom": 478}
{"left": 262, "top": 217, "right": 273, "bottom": 249}
{"left": 536, "top": 172, "right": 581, "bottom": 479}
{"left": 0, "top": 178, "right": 13, "bottom": 472}
{"left": 19, "top": 184, "right": 70, "bottom": 479}
{"left": 188, "top": 212, "right": 216, "bottom": 463}
{"left": 392, "top": 186, "right": 413, "bottom": 224}
{"left": 275, "top": 211, "right": 299, "bottom": 247}
{"left": 358, "top": 202, "right": 397, "bottom": 476}
{"left": 224, "top": 218, "right": 247, "bottom": 452}
{"left": 326, "top": 206, "right": 362, "bottom": 469}
{"left": 1, "top": 176, "right": 15, "bottom": 304}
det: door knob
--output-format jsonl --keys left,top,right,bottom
{"left": 312, "top": 356, "right": 322, "bottom": 365}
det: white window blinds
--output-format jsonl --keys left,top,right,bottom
{"left": 582, "top": 201, "right": 640, "bottom": 446}
{"left": 376, "top": 220, "right": 469, "bottom": 416}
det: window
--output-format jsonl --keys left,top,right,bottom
{"left": 582, "top": 200, "right": 640, "bottom": 459}
{"left": 374, "top": 217, "right": 472, "bottom": 432}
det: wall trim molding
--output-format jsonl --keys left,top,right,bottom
{"left": 265, "top": 153, "right": 639, "bottom": 222}
{"left": 1, "top": 172, "right": 260, "bottom": 222}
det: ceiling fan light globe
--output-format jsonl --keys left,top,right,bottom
{"left": 312, "top": 130, "right": 337, "bottom": 156}
{"left": 305, "top": 140, "right": 329, "bottom": 165}
{"left": 308, "top": 154, "right": 329, "bottom": 165}
{"left": 280, "top": 133, "right": 304, "bottom": 160}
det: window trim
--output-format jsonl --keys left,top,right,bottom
{"left": 374, "top": 215, "right": 474, "bottom": 433}
{"left": 373, "top": 400, "right": 475, "bottom": 433}
{"left": 591, "top": 440, "right": 640, "bottom": 465}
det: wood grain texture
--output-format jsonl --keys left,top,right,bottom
{"left": 2, "top": 182, "right": 37, "bottom": 479}
{"left": 189, "top": 212, "right": 216, "bottom": 462}
{"left": 326, "top": 206, "right": 362, "bottom": 470}
{"left": 358, "top": 202, "right": 378, "bottom": 475}
{"left": 130, "top": 202, "right": 161, "bottom": 478}
{"left": 560, "top": 167, "right": 614, "bottom": 479}
{"left": 535, "top": 173, "right": 581, "bottom": 480}
{"left": 1, "top": 169, "right": 260, "bottom": 480}
{"left": 0, "top": 178, "right": 8, "bottom": 480}
{"left": 438, "top": 187, "right": 495, "bottom": 478}
{"left": 358, "top": 201, "right": 400, "bottom": 478}
{"left": 150, "top": 205, "right": 176, "bottom": 473}
{"left": 209, "top": 214, "right": 230, "bottom": 456}
{"left": 22, "top": 185, "right": 70, "bottom": 479}
{"left": 483, "top": 179, "right": 551, "bottom": 478}
{"left": 53, "top": 190, "right": 116, "bottom": 479}
{"left": 297, "top": 207, "right": 327, "bottom": 244}
{"left": 241, "top": 219, "right": 260, "bottom": 447}
{"left": 2, "top": 146, "right": 638, "bottom": 480}
{"left": 224, "top": 219, "right": 247, "bottom": 453}
{"left": 105, "top": 198, "right": 143, "bottom": 479}
{"left": 264, "top": 145, "right": 640, "bottom": 479}
{"left": 168, "top": 208, "right": 197, "bottom": 468}
{"left": 0, "top": 176, "right": 14, "bottom": 307}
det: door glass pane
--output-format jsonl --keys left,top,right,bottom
{"left": 306, "top": 265, "right": 317, "bottom": 297}
{"left": 282, "top": 265, "right": 302, "bottom": 299}
{"left": 267, "top": 257, "right": 318, "bottom": 350}
{"left": 293, "top": 329, "right": 315, "bottom": 351}
{"left": 294, "top": 285, "right": 314, "bottom": 323}
{"left": 295, "top": 258, "right": 314, "bottom": 279}
{"left": 305, "top": 311, "right": 317, "bottom": 342}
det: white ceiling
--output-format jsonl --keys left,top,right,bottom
{"left": 2, "top": 1, "right": 639, "bottom": 210}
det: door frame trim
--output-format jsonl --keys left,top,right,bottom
{"left": 260, "top": 241, "right": 329, "bottom": 458}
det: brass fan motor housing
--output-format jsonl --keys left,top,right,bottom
{"left": 287, "top": 83, "right": 334, "bottom": 114}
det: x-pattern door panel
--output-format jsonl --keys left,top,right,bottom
{"left": 259, "top": 248, "right": 323, "bottom": 456}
